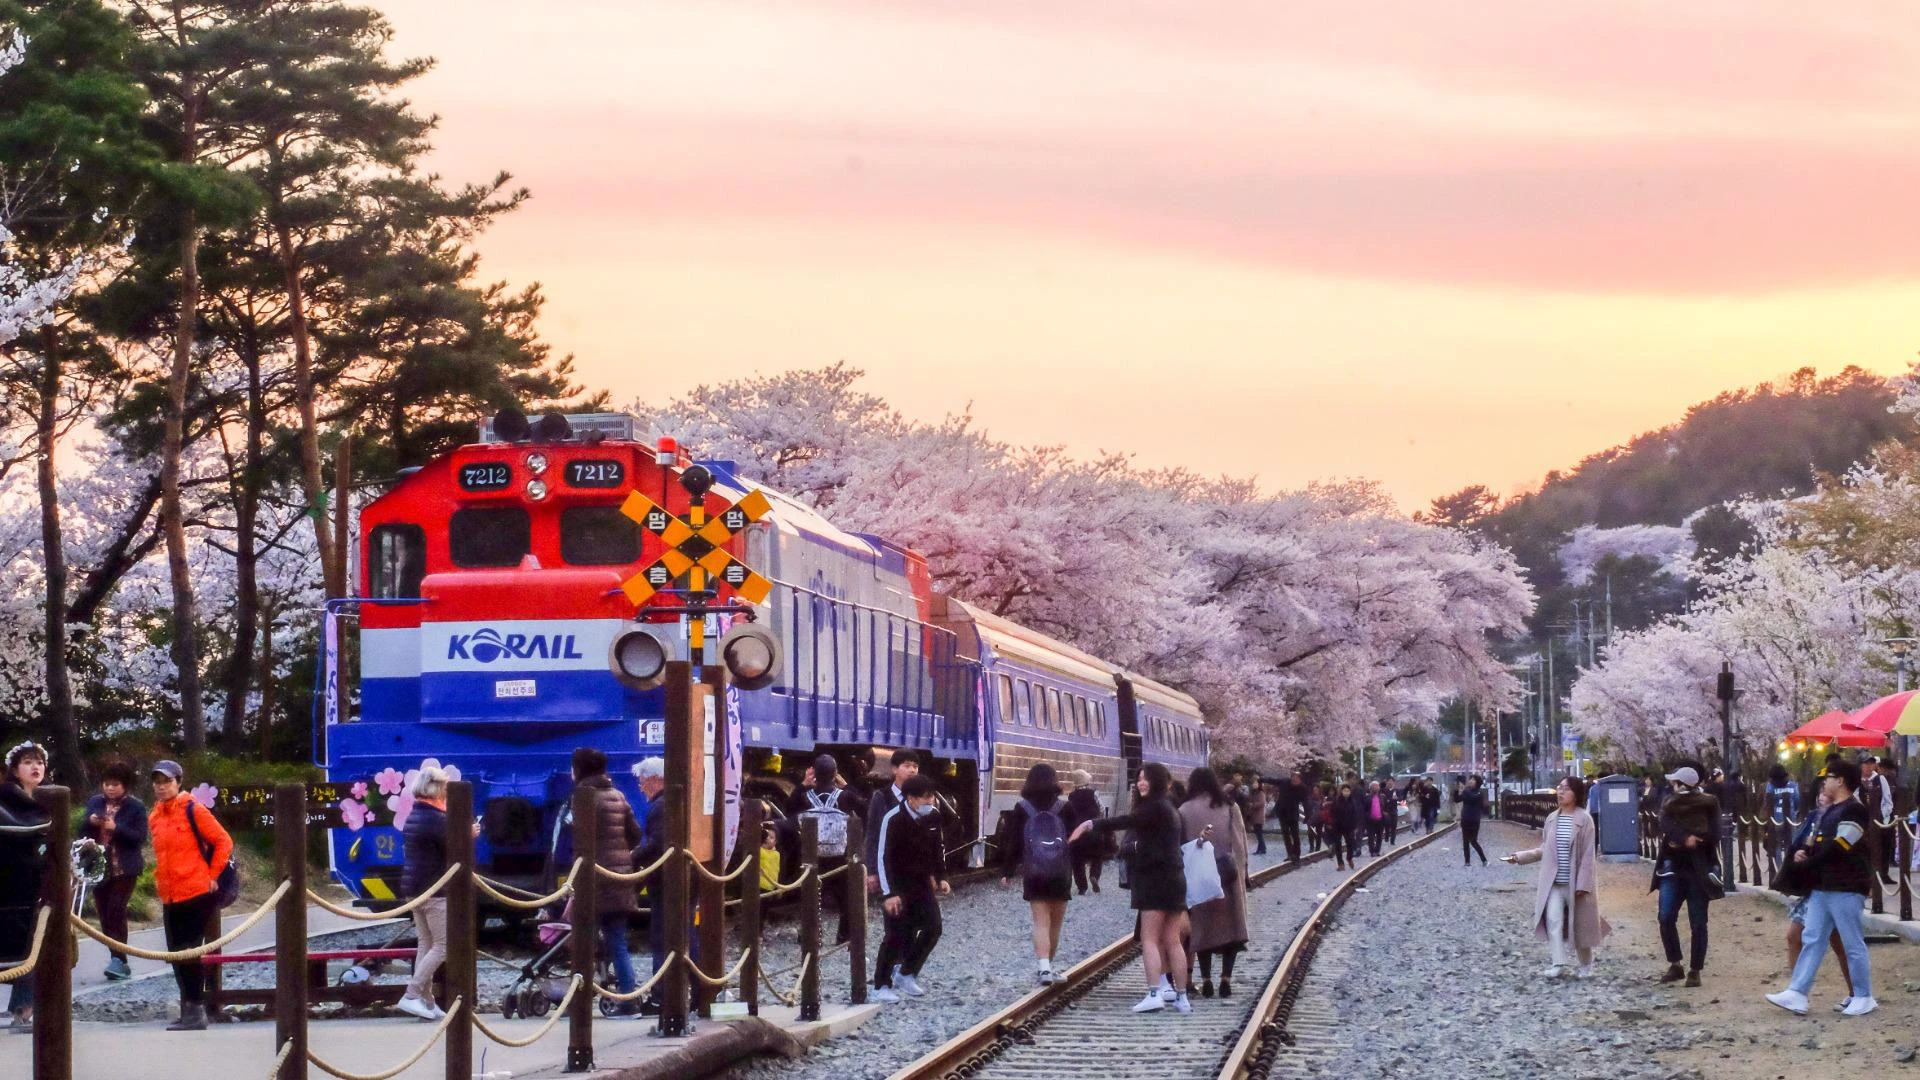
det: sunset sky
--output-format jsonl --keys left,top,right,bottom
{"left": 376, "top": 0, "right": 1920, "bottom": 509}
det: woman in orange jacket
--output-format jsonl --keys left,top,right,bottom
{"left": 147, "top": 760, "right": 232, "bottom": 1031}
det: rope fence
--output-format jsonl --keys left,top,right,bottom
{"left": 473, "top": 858, "right": 583, "bottom": 911}
{"left": 305, "top": 997, "right": 463, "bottom": 1080}
{"left": 590, "top": 952, "right": 679, "bottom": 1002}
{"left": 759, "top": 954, "right": 810, "bottom": 1007}
{"left": 471, "top": 976, "right": 582, "bottom": 1047}
{"left": 0, "top": 906, "right": 49, "bottom": 983}
{"left": 686, "top": 851, "right": 754, "bottom": 884}
{"left": 305, "top": 863, "right": 461, "bottom": 920}
{"left": 682, "top": 947, "right": 755, "bottom": 989}
{"left": 67, "top": 879, "right": 291, "bottom": 963}
{"left": 592, "top": 848, "right": 675, "bottom": 884}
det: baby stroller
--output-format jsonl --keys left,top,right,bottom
{"left": 499, "top": 921, "right": 627, "bottom": 1019}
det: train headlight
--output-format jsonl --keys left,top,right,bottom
{"left": 526, "top": 478, "right": 549, "bottom": 501}
{"left": 718, "top": 622, "right": 782, "bottom": 691}
{"left": 608, "top": 625, "right": 674, "bottom": 690}
{"left": 525, "top": 452, "right": 549, "bottom": 475}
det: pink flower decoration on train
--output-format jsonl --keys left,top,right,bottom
{"left": 374, "top": 768, "right": 406, "bottom": 796}
{"left": 388, "top": 791, "right": 416, "bottom": 832}
{"left": 190, "top": 783, "right": 217, "bottom": 809}
{"left": 340, "top": 798, "right": 370, "bottom": 831}
{"left": 351, "top": 782, "right": 368, "bottom": 800}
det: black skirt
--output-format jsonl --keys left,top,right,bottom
{"left": 1024, "top": 874, "right": 1073, "bottom": 903}
{"left": 1128, "top": 864, "right": 1187, "bottom": 913}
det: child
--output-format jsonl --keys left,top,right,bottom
{"left": 872, "top": 774, "right": 950, "bottom": 1002}
{"left": 758, "top": 825, "right": 782, "bottom": 894}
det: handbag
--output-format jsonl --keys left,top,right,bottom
{"left": 1182, "top": 838, "right": 1225, "bottom": 908}
{"left": 185, "top": 801, "right": 241, "bottom": 909}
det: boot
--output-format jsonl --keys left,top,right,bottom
{"left": 1218, "top": 978, "right": 1233, "bottom": 997}
{"left": 167, "top": 1003, "right": 208, "bottom": 1032}
{"left": 1684, "top": 969, "right": 1701, "bottom": 988}
{"left": 1658, "top": 963, "right": 1685, "bottom": 984}
{"left": 1199, "top": 978, "right": 1214, "bottom": 998}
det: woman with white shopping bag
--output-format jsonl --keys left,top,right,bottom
{"left": 1179, "top": 769, "right": 1249, "bottom": 997}
{"left": 1072, "top": 762, "right": 1204, "bottom": 1014}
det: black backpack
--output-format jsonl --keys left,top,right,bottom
{"left": 186, "top": 801, "right": 241, "bottom": 909}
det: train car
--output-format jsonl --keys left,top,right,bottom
{"left": 1119, "top": 668, "right": 1210, "bottom": 781}
{"left": 321, "top": 414, "right": 980, "bottom": 901}
{"left": 930, "top": 596, "right": 1128, "bottom": 838}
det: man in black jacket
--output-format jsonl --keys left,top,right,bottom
{"left": 1767, "top": 759, "right": 1876, "bottom": 1016}
{"left": 865, "top": 750, "right": 920, "bottom": 895}
{"left": 871, "top": 775, "right": 950, "bottom": 1002}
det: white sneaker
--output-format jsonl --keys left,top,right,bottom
{"left": 1158, "top": 977, "right": 1177, "bottom": 1002}
{"left": 1574, "top": 966, "right": 1594, "bottom": 980}
{"left": 896, "top": 973, "right": 926, "bottom": 997}
{"left": 1842, "top": 996, "right": 1879, "bottom": 1017}
{"left": 1538, "top": 965, "right": 1564, "bottom": 979}
{"left": 871, "top": 986, "right": 901, "bottom": 1004}
{"left": 1131, "top": 991, "right": 1165, "bottom": 1013}
{"left": 1765, "top": 989, "right": 1810, "bottom": 1015}
{"left": 1171, "top": 992, "right": 1191, "bottom": 1014}
{"left": 394, "top": 995, "right": 437, "bottom": 1021}
{"left": 1036, "top": 970, "right": 1056, "bottom": 986}
{"left": 1833, "top": 997, "right": 1853, "bottom": 1013}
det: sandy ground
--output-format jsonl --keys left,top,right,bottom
{"left": 1492, "top": 822, "right": 1920, "bottom": 1078}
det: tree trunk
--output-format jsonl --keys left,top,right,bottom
{"left": 36, "top": 323, "right": 83, "bottom": 787}
{"left": 257, "top": 599, "right": 274, "bottom": 762}
{"left": 221, "top": 341, "right": 264, "bottom": 751}
{"left": 276, "top": 223, "right": 340, "bottom": 598}
{"left": 162, "top": 109, "right": 207, "bottom": 748}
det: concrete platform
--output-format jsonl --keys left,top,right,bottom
{"left": 54, "top": 1001, "right": 878, "bottom": 1080}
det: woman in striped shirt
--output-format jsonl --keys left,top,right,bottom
{"left": 1503, "top": 776, "right": 1610, "bottom": 979}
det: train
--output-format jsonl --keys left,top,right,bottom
{"left": 316, "top": 412, "right": 1208, "bottom": 902}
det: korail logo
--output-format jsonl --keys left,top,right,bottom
{"left": 447, "top": 627, "right": 585, "bottom": 663}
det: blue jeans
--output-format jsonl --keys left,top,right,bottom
{"left": 1788, "top": 890, "right": 1871, "bottom": 999}
{"left": 1657, "top": 876, "right": 1710, "bottom": 970}
{"left": 599, "top": 913, "right": 636, "bottom": 995}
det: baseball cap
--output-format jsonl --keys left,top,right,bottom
{"left": 150, "top": 759, "right": 183, "bottom": 781}
{"left": 1664, "top": 766, "right": 1700, "bottom": 787}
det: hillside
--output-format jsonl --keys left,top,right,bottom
{"left": 1428, "top": 365, "right": 1910, "bottom": 636}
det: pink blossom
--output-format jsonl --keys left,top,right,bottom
{"left": 351, "top": 782, "right": 368, "bottom": 800}
{"left": 190, "top": 783, "right": 217, "bottom": 809}
{"left": 340, "top": 798, "right": 370, "bottom": 831}
{"left": 388, "top": 792, "right": 417, "bottom": 832}
{"left": 374, "top": 768, "right": 405, "bottom": 796}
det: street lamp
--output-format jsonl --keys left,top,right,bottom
{"left": 1889, "top": 637, "right": 1917, "bottom": 762}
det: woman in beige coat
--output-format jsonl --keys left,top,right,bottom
{"left": 1179, "top": 769, "right": 1250, "bottom": 996}
{"left": 1503, "top": 775, "right": 1610, "bottom": 979}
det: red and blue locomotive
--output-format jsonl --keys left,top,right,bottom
{"left": 316, "top": 413, "right": 1208, "bottom": 901}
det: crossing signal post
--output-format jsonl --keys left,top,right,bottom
{"left": 605, "top": 453, "right": 783, "bottom": 1034}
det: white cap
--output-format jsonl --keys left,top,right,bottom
{"left": 1664, "top": 766, "right": 1700, "bottom": 787}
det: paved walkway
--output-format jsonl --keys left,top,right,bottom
{"left": 72, "top": 899, "right": 400, "bottom": 996}
{"left": 63, "top": 1001, "right": 875, "bottom": 1079}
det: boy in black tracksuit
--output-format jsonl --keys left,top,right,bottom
{"left": 872, "top": 775, "right": 949, "bottom": 1001}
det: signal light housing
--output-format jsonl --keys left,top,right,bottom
{"left": 608, "top": 625, "right": 676, "bottom": 691}
{"left": 718, "top": 622, "right": 782, "bottom": 691}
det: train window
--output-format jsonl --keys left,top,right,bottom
{"left": 449, "top": 507, "right": 531, "bottom": 568}
{"left": 997, "top": 675, "right": 1015, "bottom": 726}
{"left": 1046, "top": 688, "right": 1062, "bottom": 731}
{"left": 560, "top": 506, "right": 641, "bottom": 565}
{"left": 369, "top": 524, "right": 426, "bottom": 599}
{"left": 1071, "top": 695, "right": 1085, "bottom": 736}
{"left": 1094, "top": 702, "right": 1106, "bottom": 739}
{"left": 1015, "top": 679, "right": 1032, "bottom": 726}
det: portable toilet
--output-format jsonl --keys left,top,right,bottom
{"left": 1590, "top": 773, "right": 1641, "bottom": 860}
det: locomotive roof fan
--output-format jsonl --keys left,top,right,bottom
{"left": 609, "top": 623, "right": 676, "bottom": 691}
{"left": 492, "top": 407, "right": 532, "bottom": 443}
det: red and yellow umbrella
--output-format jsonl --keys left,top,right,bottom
{"left": 1849, "top": 690, "right": 1920, "bottom": 737}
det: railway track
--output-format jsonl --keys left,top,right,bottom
{"left": 887, "top": 824, "right": 1456, "bottom": 1080}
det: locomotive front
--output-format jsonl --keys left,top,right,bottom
{"left": 326, "top": 414, "right": 722, "bottom": 901}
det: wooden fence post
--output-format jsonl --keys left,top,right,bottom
{"left": 32, "top": 786, "right": 71, "bottom": 1080}
{"left": 445, "top": 782, "right": 476, "bottom": 1080}
{"left": 1872, "top": 823, "right": 1887, "bottom": 915}
{"left": 1900, "top": 824, "right": 1913, "bottom": 922}
{"left": 569, "top": 783, "right": 598, "bottom": 1071}
{"left": 658, "top": 787, "right": 691, "bottom": 1038}
{"left": 845, "top": 816, "right": 867, "bottom": 1007}
{"left": 799, "top": 816, "right": 821, "bottom": 1023}
{"left": 274, "top": 785, "right": 308, "bottom": 1079}
{"left": 739, "top": 800, "right": 763, "bottom": 1017}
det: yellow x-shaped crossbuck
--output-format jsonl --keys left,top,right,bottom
{"left": 617, "top": 487, "right": 773, "bottom": 606}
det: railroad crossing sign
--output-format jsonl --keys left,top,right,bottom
{"left": 618, "top": 486, "right": 774, "bottom": 606}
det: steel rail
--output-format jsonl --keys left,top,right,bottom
{"left": 1215, "top": 823, "right": 1458, "bottom": 1080}
{"left": 886, "top": 846, "right": 1336, "bottom": 1080}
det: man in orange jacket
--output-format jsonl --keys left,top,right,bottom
{"left": 148, "top": 760, "right": 232, "bottom": 1031}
